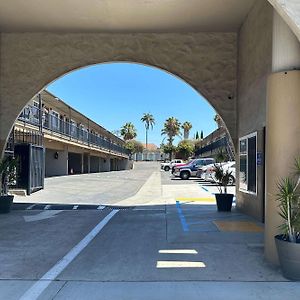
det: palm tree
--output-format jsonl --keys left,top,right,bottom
{"left": 120, "top": 122, "right": 137, "bottom": 141}
{"left": 161, "top": 117, "right": 181, "bottom": 159}
{"left": 181, "top": 121, "right": 192, "bottom": 139}
{"left": 214, "top": 114, "right": 223, "bottom": 128}
{"left": 141, "top": 113, "right": 155, "bottom": 150}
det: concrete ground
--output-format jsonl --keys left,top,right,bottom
{"left": 14, "top": 161, "right": 158, "bottom": 206}
{"left": 1, "top": 162, "right": 299, "bottom": 299}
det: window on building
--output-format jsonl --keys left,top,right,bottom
{"left": 239, "top": 132, "right": 257, "bottom": 194}
{"left": 31, "top": 101, "right": 40, "bottom": 123}
{"left": 51, "top": 111, "right": 60, "bottom": 131}
{"left": 70, "top": 119, "right": 77, "bottom": 137}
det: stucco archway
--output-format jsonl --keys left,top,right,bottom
{"left": 0, "top": 32, "right": 237, "bottom": 156}
{"left": 268, "top": 0, "right": 300, "bottom": 42}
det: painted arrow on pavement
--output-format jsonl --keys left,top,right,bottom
{"left": 23, "top": 210, "right": 63, "bottom": 222}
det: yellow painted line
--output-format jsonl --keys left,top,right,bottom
{"left": 176, "top": 197, "right": 215, "bottom": 202}
{"left": 214, "top": 221, "right": 264, "bottom": 232}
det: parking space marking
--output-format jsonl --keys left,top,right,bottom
{"left": 44, "top": 205, "right": 51, "bottom": 210}
{"left": 176, "top": 197, "right": 215, "bottom": 203}
{"left": 97, "top": 205, "right": 106, "bottom": 210}
{"left": 26, "top": 204, "right": 36, "bottom": 210}
{"left": 200, "top": 186, "right": 209, "bottom": 192}
{"left": 20, "top": 209, "right": 119, "bottom": 300}
{"left": 176, "top": 201, "right": 189, "bottom": 232}
{"left": 72, "top": 205, "right": 79, "bottom": 210}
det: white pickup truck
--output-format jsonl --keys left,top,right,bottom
{"left": 161, "top": 159, "right": 184, "bottom": 171}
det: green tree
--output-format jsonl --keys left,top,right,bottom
{"left": 181, "top": 121, "right": 192, "bottom": 140}
{"left": 120, "top": 122, "right": 137, "bottom": 141}
{"left": 141, "top": 113, "right": 155, "bottom": 150}
{"left": 124, "top": 139, "right": 144, "bottom": 155}
{"left": 200, "top": 130, "right": 204, "bottom": 140}
{"left": 161, "top": 144, "right": 176, "bottom": 160}
{"left": 161, "top": 117, "right": 181, "bottom": 159}
{"left": 195, "top": 131, "right": 199, "bottom": 140}
{"left": 176, "top": 140, "right": 195, "bottom": 160}
{"left": 214, "top": 114, "right": 223, "bottom": 128}
{"left": 194, "top": 139, "right": 202, "bottom": 153}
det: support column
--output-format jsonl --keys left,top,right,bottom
{"left": 88, "top": 154, "right": 91, "bottom": 173}
{"left": 98, "top": 157, "right": 101, "bottom": 172}
{"left": 81, "top": 153, "right": 84, "bottom": 174}
{"left": 265, "top": 70, "right": 300, "bottom": 264}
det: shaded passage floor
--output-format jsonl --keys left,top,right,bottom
{"left": 0, "top": 205, "right": 284, "bottom": 283}
{"left": 0, "top": 204, "right": 293, "bottom": 299}
{"left": 0, "top": 165, "right": 295, "bottom": 299}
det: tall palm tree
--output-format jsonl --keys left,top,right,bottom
{"left": 214, "top": 114, "right": 223, "bottom": 128}
{"left": 141, "top": 113, "right": 155, "bottom": 150}
{"left": 181, "top": 121, "right": 192, "bottom": 139}
{"left": 120, "top": 122, "right": 137, "bottom": 141}
{"left": 161, "top": 117, "right": 181, "bottom": 159}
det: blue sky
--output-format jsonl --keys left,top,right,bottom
{"left": 48, "top": 63, "right": 217, "bottom": 146}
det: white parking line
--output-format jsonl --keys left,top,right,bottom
{"left": 72, "top": 205, "right": 79, "bottom": 210}
{"left": 97, "top": 205, "right": 105, "bottom": 210}
{"left": 19, "top": 209, "right": 119, "bottom": 300}
{"left": 44, "top": 205, "right": 51, "bottom": 210}
{"left": 26, "top": 204, "right": 36, "bottom": 210}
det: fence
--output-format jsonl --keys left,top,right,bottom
{"left": 17, "top": 104, "right": 129, "bottom": 156}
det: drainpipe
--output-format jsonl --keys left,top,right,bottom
{"left": 38, "top": 93, "right": 43, "bottom": 134}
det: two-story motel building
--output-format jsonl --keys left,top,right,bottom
{"left": 9, "top": 90, "right": 129, "bottom": 183}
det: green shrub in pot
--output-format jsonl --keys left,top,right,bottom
{"left": 275, "top": 157, "right": 300, "bottom": 280}
{"left": 0, "top": 156, "right": 17, "bottom": 213}
{"left": 213, "top": 163, "right": 234, "bottom": 212}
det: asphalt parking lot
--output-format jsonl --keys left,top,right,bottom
{"left": 14, "top": 162, "right": 159, "bottom": 207}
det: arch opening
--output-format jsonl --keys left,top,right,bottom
{"left": 4, "top": 62, "right": 236, "bottom": 196}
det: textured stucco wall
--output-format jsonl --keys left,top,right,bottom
{"left": 272, "top": 10, "right": 300, "bottom": 72}
{"left": 0, "top": 32, "right": 237, "bottom": 156}
{"left": 268, "top": 0, "right": 300, "bottom": 41}
{"left": 45, "top": 148, "right": 68, "bottom": 177}
{"left": 236, "top": 0, "right": 273, "bottom": 221}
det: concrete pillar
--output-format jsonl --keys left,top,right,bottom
{"left": 81, "top": 153, "right": 84, "bottom": 174}
{"left": 265, "top": 70, "right": 300, "bottom": 264}
{"left": 98, "top": 157, "right": 101, "bottom": 172}
{"left": 88, "top": 154, "right": 91, "bottom": 173}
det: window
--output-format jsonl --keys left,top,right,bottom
{"left": 31, "top": 101, "right": 40, "bottom": 123}
{"left": 239, "top": 132, "right": 257, "bottom": 194}
{"left": 70, "top": 119, "right": 77, "bottom": 137}
{"left": 51, "top": 111, "right": 60, "bottom": 131}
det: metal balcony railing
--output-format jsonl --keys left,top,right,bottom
{"left": 17, "top": 104, "right": 129, "bottom": 156}
{"left": 195, "top": 136, "right": 227, "bottom": 156}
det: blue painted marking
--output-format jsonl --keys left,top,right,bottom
{"left": 176, "top": 201, "right": 189, "bottom": 232}
{"left": 201, "top": 186, "right": 209, "bottom": 192}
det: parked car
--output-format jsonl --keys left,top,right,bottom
{"left": 161, "top": 159, "right": 184, "bottom": 171}
{"left": 171, "top": 159, "right": 194, "bottom": 174}
{"left": 205, "top": 162, "right": 226, "bottom": 182}
{"left": 196, "top": 163, "right": 215, "bottom": 179}
{"left": 209, "top": 161, "right": 236, "bottom": 185}
{"left": 173, "top": 158, "right": 215, "bottom": 180}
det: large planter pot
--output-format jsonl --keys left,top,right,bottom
{"left": 0, "top": 195, "right": 14, "bottom": 213}
{"left": 275, "top": 234, "right": 300, "bottom": 280}
{"left": 215, "top": 193, "right": 233, "bottom": 212}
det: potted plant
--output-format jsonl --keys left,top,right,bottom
{"left": 213, "top": 163, "right": 234, "bottom": 212}
{"left": 275, "top": 157, "right": 300, "bottom": 280}
{"left": 0, "top": 156, "right": 17, "bottom": 213}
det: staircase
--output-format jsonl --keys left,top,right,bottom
{"left": 225, "top": 134, "right": 235, "bottom": 161}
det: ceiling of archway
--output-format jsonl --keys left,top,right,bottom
{"left": 0, "top": 0, "right": 255, "bottom": 32}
